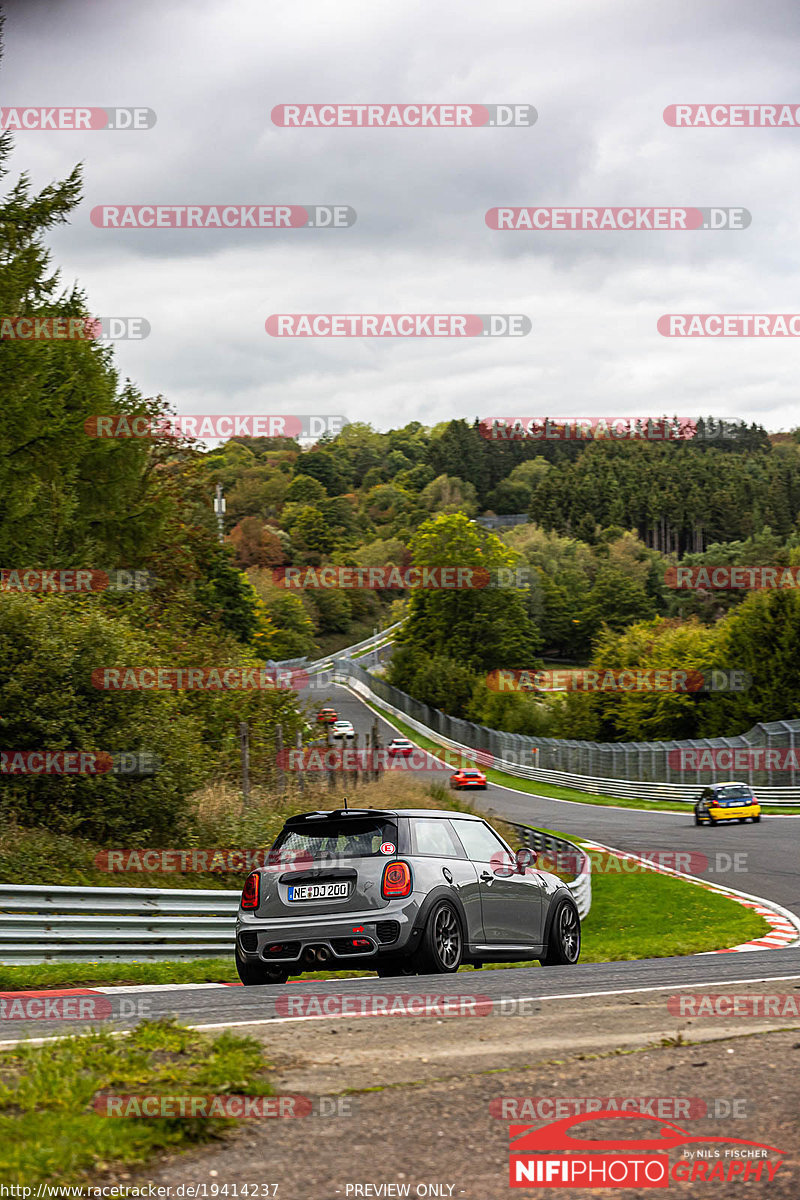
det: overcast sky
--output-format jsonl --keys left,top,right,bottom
{"left": 3, "top": 0, "right": 800, "bottom": 434}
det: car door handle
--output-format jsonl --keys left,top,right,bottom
{"left": 480, "top": 870, "right": 494, "bottom": 884}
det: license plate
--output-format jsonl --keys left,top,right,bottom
{"left": 287, "top": 882, "right": 350, "bottom": 902}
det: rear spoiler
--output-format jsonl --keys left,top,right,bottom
{"left": 285, "top": 809, "right": 397, "bottom": 823}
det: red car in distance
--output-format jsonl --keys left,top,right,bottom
{"left": 387, "top": 738, "right": 415, "bottom": 757}
{"left": 450, "top": 768, "right": 487, "bottom": 791}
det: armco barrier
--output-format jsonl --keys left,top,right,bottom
{"left": 0, "top": 818, "right": 588, "bottom": 962}
{"left": 0, "top": 883, "right": 239, "bottom": 964}
{"left": 334, "top": 661, "right": 800, "bottom": 803}
{"left": 279, "top": 622, "right": 403, "bottom": 676}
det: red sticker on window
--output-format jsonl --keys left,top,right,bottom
{"left": 380, "top": 842, "right": 396, "bottom": 855}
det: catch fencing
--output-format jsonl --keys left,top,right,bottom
{"left": 335, "top": 661, "right": 800, "bottom": 803}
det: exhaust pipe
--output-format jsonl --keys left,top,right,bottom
{"left": 302, "top": 944, "right": 332, "bottom": 965}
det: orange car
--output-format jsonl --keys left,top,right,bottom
{"left": 450, "top": 768, "right": 487, "bottom": 790}
{"left": 316, "top": 707, "right": 338, "bottom": 724}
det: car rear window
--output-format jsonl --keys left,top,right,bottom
{"left": 274, "top": 818, "right": 398, "bottom": 859}
{"left": 714, "top": 785, "right": 752, "bottom": 804}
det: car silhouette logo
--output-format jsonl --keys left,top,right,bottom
{"left": 509, "top": 1111, "right": 783, "bottom": 1155}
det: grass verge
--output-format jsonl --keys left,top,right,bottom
{"left": 0, "top": 1017, "right": 272, "bottom": 1185}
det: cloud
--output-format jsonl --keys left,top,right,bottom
{"left": 3, "top": 0, "right": 799, "bottom": 432}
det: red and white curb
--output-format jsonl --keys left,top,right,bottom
{"left": 582, "top": 838, "right": 800, "bottom": 953}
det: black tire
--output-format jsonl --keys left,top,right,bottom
{"left": 235, "top": 953, "right": 290, "bottom": 986}
{"left": 694, "top": 812, "right": 701, "bottom": 826}
{"left": 753, "top": 814, "right": 761, "bottom": 823}
{"left": 411, "top": 900, "right": 463, "bottom": 974}
{"left": 540, "top": 898, "right": 581, "bottom": 966}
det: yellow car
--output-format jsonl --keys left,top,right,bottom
{"left": 694, "top": 781, "right": 761, "bottom": 826}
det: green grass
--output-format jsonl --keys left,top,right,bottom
{"left": 0, "top": 959, "right": 241, "bottom": 991}
{"left": 577, "top": 855, "right": 768, "bottom": 960}
{"left": 0, "top": 1018, "right": 272, "bottom": 1185}
{"left": 363, "top": 699, "right": 800, "bottom": 815}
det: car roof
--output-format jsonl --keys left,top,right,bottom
{"left": 285, "top": 808, "right": 483, "bottom": 823}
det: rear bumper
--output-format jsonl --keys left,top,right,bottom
{"left": 235, "top": 900, "right": 421, "bottom": 965}
{"left": 706, "top": 805, "right": 760, "bottom": 821}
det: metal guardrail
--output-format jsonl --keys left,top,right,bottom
{"left": 0, "top": 819, "right": 590, "bottom": 961}
{"left": 335, "top": 662, "right": 800, "bottom": 804}
{"left": 288, "top": 622, "right": 403, "bottom": 676}
{"left": 0, "top": 883, "right": 239, "bottom": 964}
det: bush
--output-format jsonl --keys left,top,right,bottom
{"left": 0, "top": 594, "right": 210, "bottom": 841}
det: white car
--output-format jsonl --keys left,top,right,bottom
{"left": 331, "top": 720, "right": 355, "bottom": 740}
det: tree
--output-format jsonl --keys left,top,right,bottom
{"left": 420, "top": 474, "right": 478, "bottom": 516}
{"left": 285, "top": 474, "right": 327, "bottom": 503}
{"left": 248, "top": 576, "right": 317, "bottom": 659}
{"left": 389, "top": 514, "right": 541, "bottom": 705}
{"left": 287, "top": 505, "right": 333, "bottom": 561}
{"left": 228, "top": 517, "right": 286, "bottom": 569}
{"left": 576, "top": 565, "right": 656, "bottom": 652}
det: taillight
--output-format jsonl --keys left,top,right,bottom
{"left": 382, "top": 860, "right": 413, "bottom": 899}
{"left": 241, "top": 871, "right": 260, "bottom": 910}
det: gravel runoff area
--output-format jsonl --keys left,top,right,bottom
{"left": 119, "top": 980, "right": 800, "bottom": 1200}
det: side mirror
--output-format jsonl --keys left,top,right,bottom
{"left": 516, "top": 846, "right": 536, "bottom": 872}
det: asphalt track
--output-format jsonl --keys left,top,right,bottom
{"left": 2, "top": 679, "right": 797, "bottom": 1046}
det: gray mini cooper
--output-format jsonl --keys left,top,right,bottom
{"left": 234, "top": 807, "right": 581, "bottom": 983}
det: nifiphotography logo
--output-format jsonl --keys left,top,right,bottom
{"left": 508, "top": 1111, "right": 785, "bottom": 1188}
